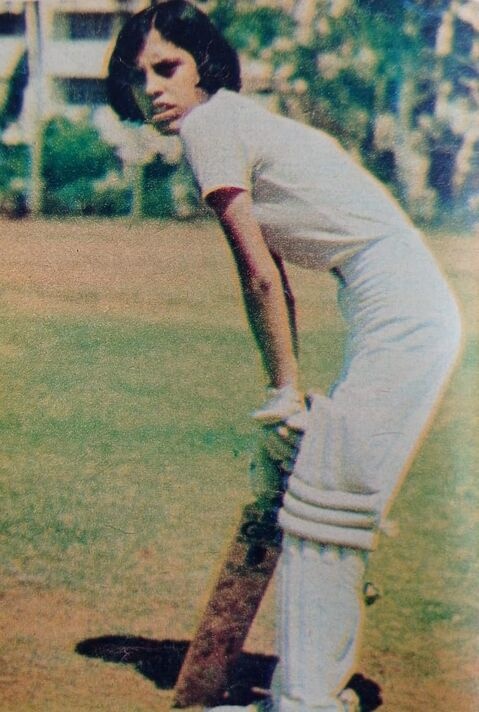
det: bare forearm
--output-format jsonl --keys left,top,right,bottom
{"left": 272, "top": 252, "right": 298, "bottom": 360}
{"left": 208, "top": 188, "right": 297, "bottom": 389}
{"left": 239, "top": 268, "right": 298, "bottom": 388}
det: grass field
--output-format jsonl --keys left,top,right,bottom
{"left": 0, "top": 217, "right": 478, "bottom": 711}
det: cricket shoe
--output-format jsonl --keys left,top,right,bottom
{"left": 339, "top": 688, "right": 360, "bottom": 711}
{"left": 205, "top": 697, "right": 357, "bottom": 712}
{"left": 203, "top": 706, "right": 256, "bottom": 712}
{"left": 204, "top": 700, "right": 274, "bottom": 712}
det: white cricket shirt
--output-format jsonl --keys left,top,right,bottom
{"left": 180, "top": 89, "right": 416, "bottom": 270}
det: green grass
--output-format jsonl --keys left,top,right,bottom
{"left": 0, "top": 220, "right": 477, "bottom": 709}
{"left": 0, "top": 317, "right": 247, "bottom": 592}
{"left": 0, "top": 297, "right": 349, "bottom": 644}
{"left": 2, "top": 309, "right": 477, "bottom": 625}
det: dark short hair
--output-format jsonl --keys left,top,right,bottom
{"left": 107, "top": 0, "right": 241, "bottom": 122}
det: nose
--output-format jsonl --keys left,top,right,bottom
{"left": 145, "top": 70, "right": 164, "bottom": 97}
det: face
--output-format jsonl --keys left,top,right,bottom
{"left": 132, "top": 28, "right": 208, "bottom": 134}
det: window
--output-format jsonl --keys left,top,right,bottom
{"left": 0, "top": 12, "right": 25, "bottom": 36}
{"left": 53, "top": 12, "right": 114, "bottom": 40}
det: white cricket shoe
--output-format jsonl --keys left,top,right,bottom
{"left": 205, "top": 694, "right": 359, "bottom": 712}
{"left": 204, "top": 706, "right": 257, "bottom": 712}
{"left": 339, "top": 687, "right": 360, "bottom": 711}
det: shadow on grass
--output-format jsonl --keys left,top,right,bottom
{"left": 75, "top": 636, "right": 382, "bottom": 710}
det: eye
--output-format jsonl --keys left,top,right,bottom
{"left": 153, "top": 60, "right": 180, "bottom": 78}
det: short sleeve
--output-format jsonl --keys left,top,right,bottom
{"left": 180, "top": 94, "right": 252, "bottom": 199}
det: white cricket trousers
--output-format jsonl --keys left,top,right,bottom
{"left": 274, "top": 231, "right": 462, "bottom": 711}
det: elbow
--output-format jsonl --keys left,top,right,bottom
{"left": 248, "top": 273, "right": 275, "bottom": 297}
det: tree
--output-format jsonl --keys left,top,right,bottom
{"left": 208, "top": 0, "right": 478, "bottom": 225}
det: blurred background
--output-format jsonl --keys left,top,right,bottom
{"left": 0, "top": 0, "right": 477, "bottom": 226}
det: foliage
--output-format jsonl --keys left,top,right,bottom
{"left": 141, "top": 154, "right": 180, "bottom": 218}
{"left": 0, "top": 142, "right": 29, "bottom": 189}
{"left": 0, "top": 51, "right": 28, "bottom": 130}
{"left": 209, "top": 0, "right": 478, "bottom": 225}
{"left": 0, "top": 1, "right": 476, "bottom": 224}
{"left": 0, "top": 52, "right": 33, "bottom": 216}
{"left": 41, "top": 116, "right": 130, "bottom": 216}
{"left": 42, "top": 176, "right": 132, "bottom": 217}
{"left": 211, "top": 2, "right": 296, "bottom": 56}
{"left": 142, "top": 155, "right": 202, "bottom": 219}
{"left": 0, "top": 143, "right": 29, "bottom": 217}
{"left": 42, "top": 117, "right": 119, "bottom": 190}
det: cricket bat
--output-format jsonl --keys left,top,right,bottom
{"left": 173, "top": 452, "right": 287, "bottom": 708}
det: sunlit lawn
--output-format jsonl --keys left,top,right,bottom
{"left": 0, "top": 218, "right": 477, "bottom": 710}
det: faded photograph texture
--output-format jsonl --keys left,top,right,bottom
{"left": 0, "top": 2, "right": 477, "bottom": 711}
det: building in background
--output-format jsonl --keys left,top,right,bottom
{"left": 0, "top": 0, "right": 160, "bottom": 214}
{"left": 0, "top": 0, "right": 277, "bottom": 216}
{"left": 0, "top": 0, "right": 477, "bottom": 221}
{"left": 0, "top": 0, "right": 145, "bottom": 123}
{"left": 0, "top": 2, "right": 26, "bottom": 124}
{"left": 0, "top": 0, "right": 274, "bottom": 128}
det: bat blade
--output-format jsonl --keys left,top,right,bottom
{"left": 173, "top": 495, "right": 283, "bottom": 708}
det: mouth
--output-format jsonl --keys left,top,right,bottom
{"left": 151, "top": 104, "right": 178, "bottom": 122}
{"left": 150, "top": 111, "right": 182, "bottom": 134}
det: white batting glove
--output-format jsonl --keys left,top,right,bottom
{"left": 255, "top": 391, "right": 309, "bottom": 474}
{"left": 261, "top": 408, "right": 308, "bottom": 472}
{"left": 261, "top": 424, "right": 300, "bottom": 463}
{"left": 251, "top": 384, "right": 304, "bottom": 425}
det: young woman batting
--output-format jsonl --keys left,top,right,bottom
{"left": 108, "top": 3, "right": 462, "bottom": 710}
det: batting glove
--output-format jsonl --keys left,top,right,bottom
{"left": 251, "top": 384, "right": 304, "bottom": 425}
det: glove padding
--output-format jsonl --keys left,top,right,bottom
{"left": 250, "top": 385, "right": 308, "bottom": 484}
{"left": 249, "top": 405, "right": 309, "bottom": 497}
{"left": 251, "top": 384, "right": 304, "bottom": 425}
{"left": 260, "top": 407, "right": 308, "bottom": 473}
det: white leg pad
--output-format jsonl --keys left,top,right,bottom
{"left": 273, "top": 534, "right": 366, "bottom": 712}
